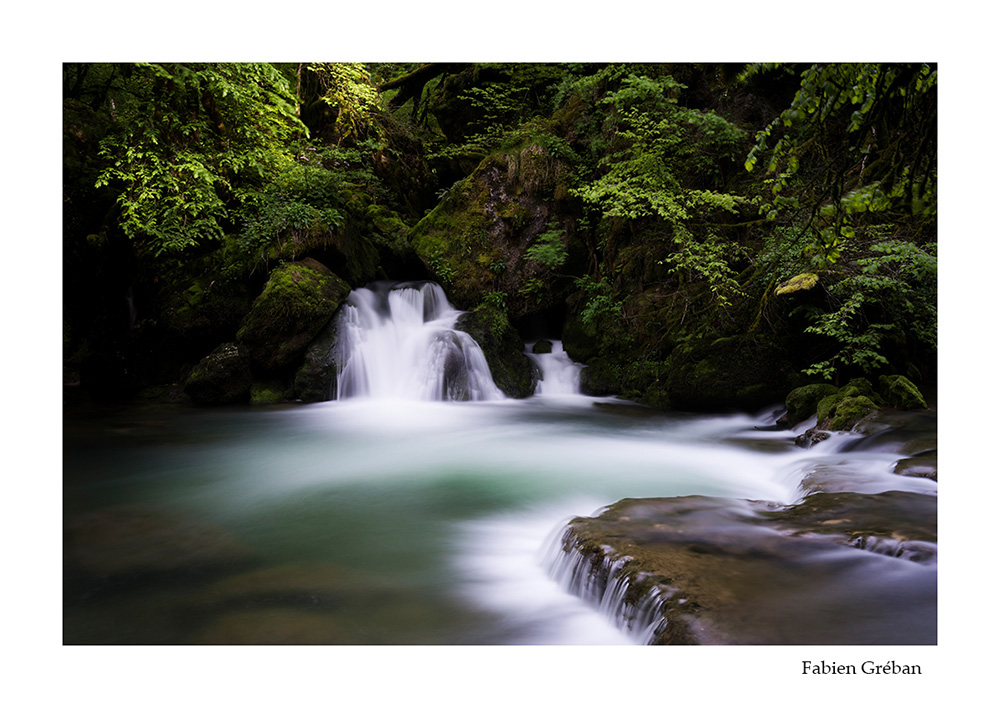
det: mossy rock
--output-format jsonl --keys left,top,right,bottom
{"left": 454, "top": 305, "right": 537, "bottom": 398}
{"left": 531, "top": 339, "right": 553, "bottom": 354}
{"left": 665, "top": 334, "right": 804, "bottom": 411}
{"left": 774, "top": 272, "right": 820, "bottom": 296}
{"left": 250, "top": 379, "right": 288, "bottom": 406}
{"left": 879, "top": 374, "right": 927, "bottom": 409}
{"left": 236, "top": 258, "right": 350, "bottom": 373}
{"left": 579, "top": 358, "right": 621, "bottom": 397}
{"left": 779, "top": 383, "right": 839, "bottom": 427}
{"left": 410, "top": 142, "right": 576, "bottom": 318}
{"left": 183, "top": 342, "right": 252, "bottom": 405}
{"left": 293, "top": 317, "right": 341, "bottom": 403}
{"left": 817, "top": 394, "right": 880, "bottom": 431}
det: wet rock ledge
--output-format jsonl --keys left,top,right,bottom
{"left": 558, "top": 490, "right": 937, "bottom": 645}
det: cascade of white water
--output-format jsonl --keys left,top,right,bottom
{"left": 333, "top": 282, "right": 505, "bottom": 402}
{"left": 525, "top": 341, "right": 583, "bottom": 395}
{"left": 544, "top": 526, "right": 670, "bottom": 643}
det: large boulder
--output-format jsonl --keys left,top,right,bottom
{"left": 410, "top": 141, "right": 577, "bottom": 319}
{"left": 665, "top": 334, "right": 804, "bottom": 411}
{"left": 183, "top": 342, "right": 252, "bottom": 405}
{"left": 455, "top": 305, "right": 538, "bottom": 398}
{"left": 236, "top": 258, "right": 350, "bottom": 373}
{"left": 777, "top": 383, "right": 839, "bottom": 427}
{"left": 579, "top": 357, "right": 621, "bottom": 397}
{"left": 878, "top": 374, "right": 927, "bottom": 409}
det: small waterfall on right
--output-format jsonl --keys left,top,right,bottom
{"left": 525, "top": 340, "right": 583, "bottom": 396}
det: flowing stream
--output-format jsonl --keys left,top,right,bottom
{"left": 63, "top": 282, "right": 937, "bottom": 645}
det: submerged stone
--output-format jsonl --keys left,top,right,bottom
{"left": 64, "top": 505, "right": 255, "bottom": 585}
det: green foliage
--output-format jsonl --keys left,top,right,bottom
{"left": 95, "top": 63, "right": 306, "bottom": 256}
{"left": 235, "top": 142, "right": 384, "bottom": 264}
{"left": 524, "top": 221, "right": 568, "bottom": 268}
{"left": 560, "top": 66, "right": 749, "bottom": 316}
{"left": 745, "top": 63, "right": 937, "bottom": 270}
{"left": 424, "top": 244, "right": 457, "bottom": 285}
{"left": 802, "top": 238, "right": 936, "bottom": 380}
{"left": 307, "top": 63, "right": 383, "bottom": 145}
{"left": 428, "top": 64, "right": 569, "bottom": 160}
{"left": 482, "top": 290, "right": 508, "bottom": 312}
{"left": 659, "top": 231, "right": 743, "bottom": 306}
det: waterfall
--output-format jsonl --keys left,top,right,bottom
{"left": 333, "top": 281, "right": 505, "bottom": 402}
{"left": 544, "top": 526, "right": 670, "bottom": 644}
{"left": 525, "top": 340, "right": 583, "bottom": 395}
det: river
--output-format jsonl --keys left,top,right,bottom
{"left": 63, "top": 283, "right": 936, "bottom": 645}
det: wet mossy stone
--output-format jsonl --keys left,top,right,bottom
{"left": 779, "top": 383, "right": 839, "bottom": 427}
{"left": 532, "top": 339, "right": 553, "bottom": 354}
{"left": 879, "top": 374, "right": 927, "bottom": 409}
{"left": 410, "top": 141, "right": 576, "bottom": 318}
{"left": 250, "top": 379, "right": 288, "bottom": 406}
{"left": 579, "top": 357, "right": 621, "bottom": 397}
{"left": 455, "top": 305, "right": 537, "bottom": 398}
{"left": 237, "top": 258, "right": 350, "bottom": 373}
{"left": 817, "top": 394, "right": 880, "bottom": 431}
{"left": 665, "top": 334, "right": 803, "bottom": 411}
{"left": 293, "top": 316, "right": 341, "bottom": 403}
{"left": 184, "top": 342, "right": 252, "bottom": 405}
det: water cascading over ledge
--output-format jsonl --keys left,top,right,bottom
{"left": 333, "top": 281, "right": 505, "bottom": 401}
{"left": 545, "top": 527, "right": 672, "bottom": 644}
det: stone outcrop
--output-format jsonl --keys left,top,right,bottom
{"left": 455, "top": 305, "right": 538, "bottom": 398}
{"left": 560, "top": 490, "right": 937, "bottom": 645}
{"left": 236, "top": 258, "right": 350, "bottom": 373}
{"left": 664, "top": 334, "right": 804, "bottom": 411}
{"left": 183, "top": 342, "right": 253, "bottom": 405}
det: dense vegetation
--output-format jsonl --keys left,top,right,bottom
{"left": 63, "top": 62, "right": 936, "bottom": 410}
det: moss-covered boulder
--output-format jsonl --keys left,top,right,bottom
{"left": 879, "top": 374, "right": 927, "bottom": 409}
{"left": 664, "top": 334, "right": 804, "bottom": 411}
{"left": 250, "top": 379, "right": 288, "bottom": 406}
{"left": 410, "top": 140, "right": 577, "bottom": 318}
{"left": 810, "top": 379, "right": 886, "bottom": 431}
{"left": 817, "top": 394, "right": 879, "bottom": 431}
{"left": 455, "top": 305, "right": 537, "bottom": 398}
{"left": 184, "top": 342, "right": 253, "bottom": 405}
{"left": 236, "top": 258, "right": 350, "bottom": 373}
{"left": 531, "top": 339, "right": 553, "bottom": 354}
{"left": 579, "top": 358, "right": 621, "bottom": 397}
{"left": 778, "top": 383, "right": 840, "bottom": 427}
